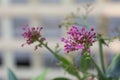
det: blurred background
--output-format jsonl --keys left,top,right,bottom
{"left": 0, "top": 0, "right": 120, "bottom": 80}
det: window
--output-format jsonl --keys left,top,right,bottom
{"left": 40, "top": 0, "right": 61, "bottom": 4}
{"left": 10, "top": 0, "right": 29, "bottom": 4}
{"left": 109, "top": 17, "right": 120, "bottom": 37}
{"left": 40, "top": 16, "right": 62, "bottom": 39}
{"left": 42, "top": 51, "right": 60, "bottom": 68}
{"left": 74, "top": 0, "right": 95, "bottom": 3}
{"left": 0, "top": 52, "right": 3, "bottom": 66}
{"left": 14, "top": 51, "right": 31, "bottom": 68}
{"left": 11, "top": 16, "right": 29, "bottom": 38}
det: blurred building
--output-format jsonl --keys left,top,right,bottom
{"left": 0, "top": 0, "right": 120, "bottom": 80}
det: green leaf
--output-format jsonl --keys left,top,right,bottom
{"left": 80, "top": 53, "right": 91, "bottom": 72}
{"left": 53, "top": 53, "right": 80, "bottom": 79}
{"left": 35, "top": 69, "right": 49, "bottom": 80}
{"left": 52, "top": 77, "right": 70, "bottom": 80}
{"left": 106, "top": 54, "right": 120, "bottom": 78}
{"left": 8, "top": 69, "right": 18, "bottom": 80}
{"left": 41, "top": 42, "right": 81, "bottom": 79}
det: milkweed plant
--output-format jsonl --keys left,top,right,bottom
{"left": 8, "top": 5, "right": 120, "bottom": 80}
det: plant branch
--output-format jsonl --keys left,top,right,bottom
{"left": 39, "top": 41, "right": 82, "bottom": 80}
{"left": 99, "top": 40, "right": 106, "bottom": 74}
{"left": 89, "top": 55, "right": 104, "bottom": 79}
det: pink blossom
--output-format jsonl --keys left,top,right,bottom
{"left": 21, "top": 24, "right": 45, "bottom": 50}
{"left": 61, "top": 25, "right": 96, "bottom": 53}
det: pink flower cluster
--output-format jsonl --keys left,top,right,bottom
{"left": 61, "top": 25, "right": 96, "bottom": 53}
{"left": 21, "top": 24, "right": 45, "bottom": 50}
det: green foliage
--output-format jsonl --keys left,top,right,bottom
{"left": 40, "top": 42, "right": 81, "bottom": 79}
{"left": 52, "top": 77, "right": 70, "bottom": 80}
{"left": 8, "top": 69, "right": 18, "bottom": 80}
{"left": 106, "top": 54, "right": 120, "bottom": 78}
{"left": 80, "top": 52, "right": 91, "bottom": 73}
{"left": 35, "top": 69, "right": 49, "bottom": 80}
{"left": 53, "top": 52, "right": 81, "bottom": 79}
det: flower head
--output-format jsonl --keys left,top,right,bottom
{"left": 21, "top": 24, "right": 45, "bottom": 50}
{"left": 61, "top": 25, "right": 96, "bottom": 53}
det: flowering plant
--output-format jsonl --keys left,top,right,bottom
{"left": 8, "top": 6, "right": 120, "bottom": 80}
{"left": 19, "top": 25, "right": 120, "bottom": 80}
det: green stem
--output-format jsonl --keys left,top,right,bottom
{"left": 90, "top": 55, "right": 107, "bottom": 80}
{"left": 89, "top": 55, "right": 103, "bottom": 76}
{"left": 99, "top": 40, "right": 106, "bottom": 74}
{"left": 40, "top": 42, "right": 82, "bottom": 80}
{"left": 41, "top": 42, "right": 55, "bottom": 55}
